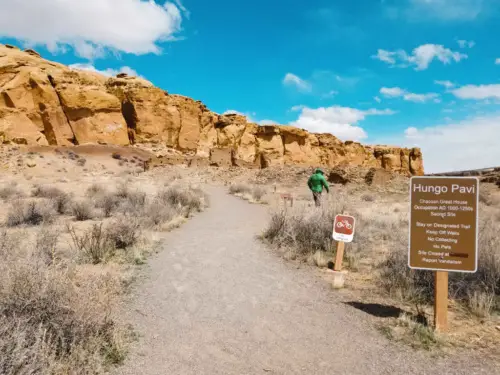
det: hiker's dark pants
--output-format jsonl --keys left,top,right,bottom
{"left": 313, "top": 191, "right": 322, "bottom": 207}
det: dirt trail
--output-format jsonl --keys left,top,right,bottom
{"left": 117, "top": 187, "right": 496, "bottom": 375}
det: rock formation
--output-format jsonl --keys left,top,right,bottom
{"left": 0, "top": 44, "right": 424, "bottom": 175}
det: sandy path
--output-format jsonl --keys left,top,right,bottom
{"left": 117, "top": 187, "right": 496, "bottom": 375}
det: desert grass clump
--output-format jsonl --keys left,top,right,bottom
{"left": 86, "top": 183, "right": 107, "bottom": 198}
{"left": 251, "top": 186, "right": 266, "bottom": 202}
{"left": 0, "top": 242, "right": 124, "bottom": 373}
{"left": 31, "top": 185, "right": 66, "bottom": 200}
{"left": 229, "top": 183, "right": 251, "bottom": 195}
{"left": 96, "top": 193, "right": 121, "bottom": 218}
{"left": 262, "top": 198, "right": 346, "bottom": 255}
{"left": 51, "top": 192, "right": 73, "bottom": 215}
{"left": 35, "top": 226, "right": 59, "bottom": 265}
{"left": 6, "top": 200, "right": 57, "bottom": 227}
{"left": 143, "top": 200, "right": 180, "bottom": 228}
{"left": 106, "top": 216, "right": 141, "bottom": 249}
{"left": 381, "top": 213, "right": 500, "bottom": 315}
{"left": 68, "top": 223, "right": 114, "bottom": 264}
{"left": 0, "top": 184, "right": 25, "bottom": 200}
{"left": 71, "top": 200, "right": 95, "bottom": 221}
{"left": 157, "top": 186, "right": 206, "bottom": 215}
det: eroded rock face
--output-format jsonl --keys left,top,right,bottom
{"left": 0, "top": 44, "right": 424, "bottom": 175}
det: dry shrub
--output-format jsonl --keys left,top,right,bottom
{"left": 229, "top": 183, "right": 251, "bottom": 195}
{"left": 262, "top": 198, "right": 346, "bottom": 254}
{"left": 68, "top": 224, "right": 114, "bottom": 264}
{"left": 6, "top": 200, "right": 57, "bottom": 227}
{"left": 143, "top": 200, "right": 180, "bottom": 228}
{"left": 35, "top": 226, "right": 59, "bottom": 265}
{"left": 361, "top": 194, "right": 376, "bottom": 202}
{"left": 252, "top": 186, "right": 266, "bottom": 202}
{"left": 96, "top": 193, "right": 121, "bottom": 218}
{"left": 380, "top": 212, "right": 500, "bottom": 315}
{"left": 86, "top": 184, "right": 107, "bottom": 198}
{"left": 157, "top": 186, "right": 207, "bottom": 215}
{"left": 106, "top": 216, "right": 141, "bottom": 249}
{"left": 229, "top": 184, "right": 265, "bottom": 202}
{"left": 0, "top": 184, "right": 25, "bottom": 200}
{"left": 72, "top": 200, "right": 95, "bottom": 221}
{"left": 32, "top": 185, "right": 66, "bottom": 200}
{"left": 51, "top": 192, "right": 73, "bottom": 215}
{"left": 0, "top": 233, "right": 124, "bottom": 374}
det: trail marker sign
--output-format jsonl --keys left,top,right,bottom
{"left": 333, "top": 214, "right": 356, "bottom": 243}
{"left": 409, "top": 176, "right": 479, "bottom": 273}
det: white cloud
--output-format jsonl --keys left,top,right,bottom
{"left": 0, "top": 0, "right": 184, "bottom": 59}
{"left": 374, "top": 96, "right": 382, "bottom": 103}
{"left": 69, "top": 63, "right": 142, "bottom": 78}
{"left": 380, "top": 87, "right": 439, "bottom": 102}
{"left": 399, "top": 115, "right": 500, "bottom": 173}
{"left": 373, "top": 44, "right": 467, "bottom": 70}
{"left": 289, "top": 105, "right": 395, "bottom": 141}
{"left": 434, "top": 80, "right": 455, "bottom": 89}
{"left": 405, "top": 0, "right": 485, "bottom": 21}
{"left": 451, "top": 84, "right": 500, "bottom": 99}
{"left": 380, "top": 87, "right": 405, "bottom": 97}
{"left": 457, "top": 39, "right": 475, "bottom": 48}
{"left": 321, "top": 90, "right": 338, "bottom": 99}
{"left": 291, "top": 105, "right": 306, "bottom": 112}
{"left": 495, "top": 58, "right": 500, "bottom": 65}
{"left": 283, "top": 73, "right": 312, "bottom": 92}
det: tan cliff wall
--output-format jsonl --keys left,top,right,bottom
{"left": 0, "top": 44, "right": 424, "bottom": 176}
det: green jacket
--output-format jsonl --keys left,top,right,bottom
{"left": 308, "top": 172, "right": 329, "bottom": 193}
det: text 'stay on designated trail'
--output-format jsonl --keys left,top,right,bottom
{"left": 409, "top": 176, "right": 479, "bottom": 273}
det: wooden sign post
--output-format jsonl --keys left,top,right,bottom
{"left": 333, "top": 241, "right": 345, "bottom": 271}
{"left": 409, "top": 176, "right": 479, "bottom": 332}
{"left": 434, "top": 271, "right": 449, "bottom": 331}
{"left": 332, "top": 214, "right": 356, "bottom": 271}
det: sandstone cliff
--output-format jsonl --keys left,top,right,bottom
{"left": 0, "top": 44, "right": 424, "bottom": 175}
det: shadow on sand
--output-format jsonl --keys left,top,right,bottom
{"left": 345, "top": 302, "right": 429, "bottom": 326}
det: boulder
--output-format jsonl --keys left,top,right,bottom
{"left": 365, "top": 168, "right": 393, "bottom": 186}
{"left": 209, "top": 148, "right": 233, "bottom": 167}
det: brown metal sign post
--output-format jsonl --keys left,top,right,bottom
{"left": 409, "top": 176, "right": 479, "bottom": 332}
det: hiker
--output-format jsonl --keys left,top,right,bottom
{"left": 307, "top": 168, "right": 329, "bottom": 207}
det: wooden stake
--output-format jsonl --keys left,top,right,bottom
{"left": 333, "top": 241, "right": 345, "bottom": 271}
{"left": 434, "top": 271, "right": 449, "bottom": 332}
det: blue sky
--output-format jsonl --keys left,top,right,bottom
{"left": 1, "top": 0, "right": 500, "bottom": 173}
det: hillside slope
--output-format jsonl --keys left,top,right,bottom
{"left": 0, "top": 44, "right": 424, "bottom": 175}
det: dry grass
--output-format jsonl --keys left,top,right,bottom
{"left": 86, "top": 183, "right": 107, "bottom": 198}
{"left": 262, "top": 196, "right": 346, "bottom": 255}
{"left": 0, "top": 183, "right": 25, "bottom": 200}
{"left": 72, "top": 200, "right": 95, "bottom": 221}
{"left": 229, "top": 183, "right": 267, "bottom": 203}
{"left": 0, "top": 171, "right": 208, "bottom": 373}
{"left": 379, "top": 210, "right": 500, "bottom": 316}
{"left": 68, "top": 223, "right": 115, "bottom": 264}
{"left": 107, "top": 216, "right": 142, "bottom": 249}
{"left": 264, "top": 184, "right": 500, "bottom": 318}
{"left": 157, "top": 186, "right": 207, "bottom": 215}
{"left": 0, "top": 231, "right": 125, "bottom": 374}
{"left": 95, "top": 193, "right": 120, "bottom": 218}
{"left": 6, "top": 200, "right": 57, "bottom": 227}
{"left": 32, "top": 185, "right": 66, "bottom": 200}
